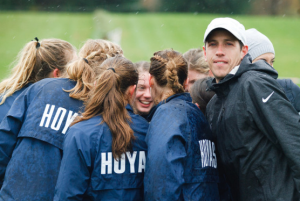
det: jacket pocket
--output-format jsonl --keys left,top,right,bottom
{"left": 252, "top": 159, "right": 273, "bottom": 200}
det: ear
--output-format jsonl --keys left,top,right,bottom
{"left": 53, "top": 68, "right": 60, "bottom": 78}
{"left": 241, "top": 45, "right": 248, "bottom": 59}
{"left": 183, "top": 78, "right": 189, "bottom": 90}
{"left": 202, "top": 46, "right": 207, "bottom": 61}
{"left": 149, "top": 74, "right": 154, "bottom": 87}
{"left": 128, "top": 85, "right": 136, "bottom": 98}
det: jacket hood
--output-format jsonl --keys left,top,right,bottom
{"left": 208, "top": 54, "right": 278, "bottom": 94}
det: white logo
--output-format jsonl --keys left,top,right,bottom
{"left": 262, "top": 91, "right": 274, "bottom": 103}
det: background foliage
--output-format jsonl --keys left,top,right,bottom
{"left": 1, "top": 0, "right": 300, "bottom": 15}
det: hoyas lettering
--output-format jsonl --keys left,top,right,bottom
{"left": 101, "top": 151, "right": 146, "bottom": 174}
{"left": 199, "top": 140, "right": 217, "bottom": 168}
{"left": 39, "top": 104, "right": 78, "bottom": 134}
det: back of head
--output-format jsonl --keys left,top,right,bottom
{"left": 149, "top": 50, "right": 188, "bottom": 95}
{"left": 190, "top": 77, "right": 215, "bottom": 115}
{"left": 245, "top": 28, "right": 275, "bottom": 61}
{"left": 74, "top": 56, "right": 138, "bottom": 159}
{"left": 134, "top": 61, "right": 150, "bottom": 73}
{"left": 183, "top": 48, "right": 209, "bottom": 74}
{"left": 66, "top": 39, "right": 123, "bottom": 101}
{"left": 0, "top": 38, "right": 76, "bottom": 104}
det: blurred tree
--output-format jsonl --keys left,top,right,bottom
{"left": 250, "top": 0, "right": 300, "bottom": 15}
{"left": 158, "top": 0, "right": 250, "bottom": 14}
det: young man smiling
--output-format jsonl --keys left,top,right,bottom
{"left": 203, "top": 18, "right": 300, "bottom": 200}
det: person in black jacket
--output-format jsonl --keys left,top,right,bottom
{"left": 203, "top": 17, "right": 300, "bottom": 200}
{"left": 245, "top": 28, "right": 300, "bottom": 114}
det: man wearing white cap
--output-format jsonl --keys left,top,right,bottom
{"left": 203, "top": 17, "right": 300, "bottom": 200}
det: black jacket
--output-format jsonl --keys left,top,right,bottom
{"left": 277, "top": 78, "right": 300, "bottom": 114}
{"left": 206, "top": 54, "right": 300, "bottom": 201}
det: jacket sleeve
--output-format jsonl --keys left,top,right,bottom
{"left": 288, "top": 79, "right": 300, "bottom": 113}
{"left": 144, "top": 108, "right": 186, "bottom": 201}
{"left": 244, "top": 75, "right": 300, "bottom": 192}
{"left": 54, "top": 127, "right": 93, "bottom": 201}
{"left": 0, "top": 91, "right": 29, "bottom": 184}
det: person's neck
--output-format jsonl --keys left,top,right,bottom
{"left": 157, "top": 88, "right": 174, "bottom": 103}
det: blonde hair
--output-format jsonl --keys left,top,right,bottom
{"left": 65, "top": 39, "right": 123, "bottom": 102}
{"left": 73, "top": 56, "right": 138, "bottom": 159}
{"left": 149, "top": 50, "right": 188, "bottom": 95}
{"left": 183, "top": 48, "right": 209, "bottom": 74}
{"left": 0, "top": 38, "right": 76, "bottom": 105}
{"left": 134, "top": 61, "right": 150, "bottom": 73}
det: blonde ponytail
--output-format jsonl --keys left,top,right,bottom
{"left": 0, "top": 38, "right": 76, "bottom": 105}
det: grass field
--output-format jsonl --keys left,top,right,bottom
{"left": 0, "top": 11, "right": 299, "bottom": 82}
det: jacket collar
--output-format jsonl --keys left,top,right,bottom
{"left": 145, "top": 93, "right": 192, "bottom": 122}
{"left": 126, "top": 104, "right": 134, "bottom": 114}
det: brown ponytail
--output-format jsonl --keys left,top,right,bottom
{"left": 73, "top": 56, "right": 138, "bottom": 159}
{"left": 65, "top": 39, "right": 123, "bottom": 101}
{"left": 0, "top": 38, "right": 76, "bottom": 105}
{"left": 149, "top": 50, "right": 188, "bottom": 95}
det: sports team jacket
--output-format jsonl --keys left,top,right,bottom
{"left": 206, "top": 54, "right": 300, "bottom": 201}
{"left": 277, "top": 78, "right": 300, "bottom": 114}
{"left": 54, "top": 104, "right": 149, "bottom": 201}
{"left": 0, "top": 78, "right": 83, "bottom": 201}
{"left": 0, "top": 83, "right": 32, "bottom": 123}
{"left": 144, "top": 93, "right": 219, "bottom": 201}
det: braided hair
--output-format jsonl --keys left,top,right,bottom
{"left": 149, "top": 50, "right": 188, "bottom": 96}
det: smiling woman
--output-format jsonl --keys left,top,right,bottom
{"left": 133, "top": 61, "right": 153, "bottom": 116}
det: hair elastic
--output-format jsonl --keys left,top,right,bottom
{"left": 107, "top": 68, "right": 116, "bottom": 73}
{"left": 34, "top": 37, "right": 40, "bottom": 48}
{"left": 83, "top": 58, "right": 89, "bottom": 64}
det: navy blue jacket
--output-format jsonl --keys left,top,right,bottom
{"left": 144, "top": 93, "right": 219, "bottom": 201}
{"left": 0, "top": 83, "right": 32, "bottom": 123}
{"left": 0, "top": 78, "right": 83, "bottom": 201}
{"left": 54, "top": 104, "right": 149, "bottom": 201}
{"left": 277, "top": 78, "right": 300, "bottom": 114}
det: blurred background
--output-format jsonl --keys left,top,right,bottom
{"left": 0, "top": 0, "right": 299, "bottom": 83}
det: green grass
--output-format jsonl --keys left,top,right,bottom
{"left": 0, "top": 11, "right": 299, "bottom": 82}
{"left": 0, "top": 11, "right": 93, "bottom": 78}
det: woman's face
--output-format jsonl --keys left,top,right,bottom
{"left": 134, "top": 71, "right": 154, "bottom": 115}
{"left": 253, "top": 53, "right": 275, "bottom": 67}
{"left": 185, "top": 69, "right": 209, "bottom": 92}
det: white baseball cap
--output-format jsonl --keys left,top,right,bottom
{"left": 203, "top": 17, "right": 247, "bottom": 45}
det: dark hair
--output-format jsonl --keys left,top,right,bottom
{"left": 149, "top": 50, "right": 188, "bottom": 94}
{"left": 205, "top": 28, "right": 244, "bottom": 50}
{"left": 190, "top": 77, "right": 215, "bottom": 115}
{"left": 73, "top": 56, "right": 138, "bottom": 159}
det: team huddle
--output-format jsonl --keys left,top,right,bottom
{"left": 0, "top": 17, "right": 299, "bottom": 201}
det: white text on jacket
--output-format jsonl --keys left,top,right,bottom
{"left": 39, "top": 104, "right": 78, "bottom": 134}
{"left": 101, "top": 151, "right": 146, "bottom": 174}
{"left": 199, "top": 140, "right": 217, "bottom": 168}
